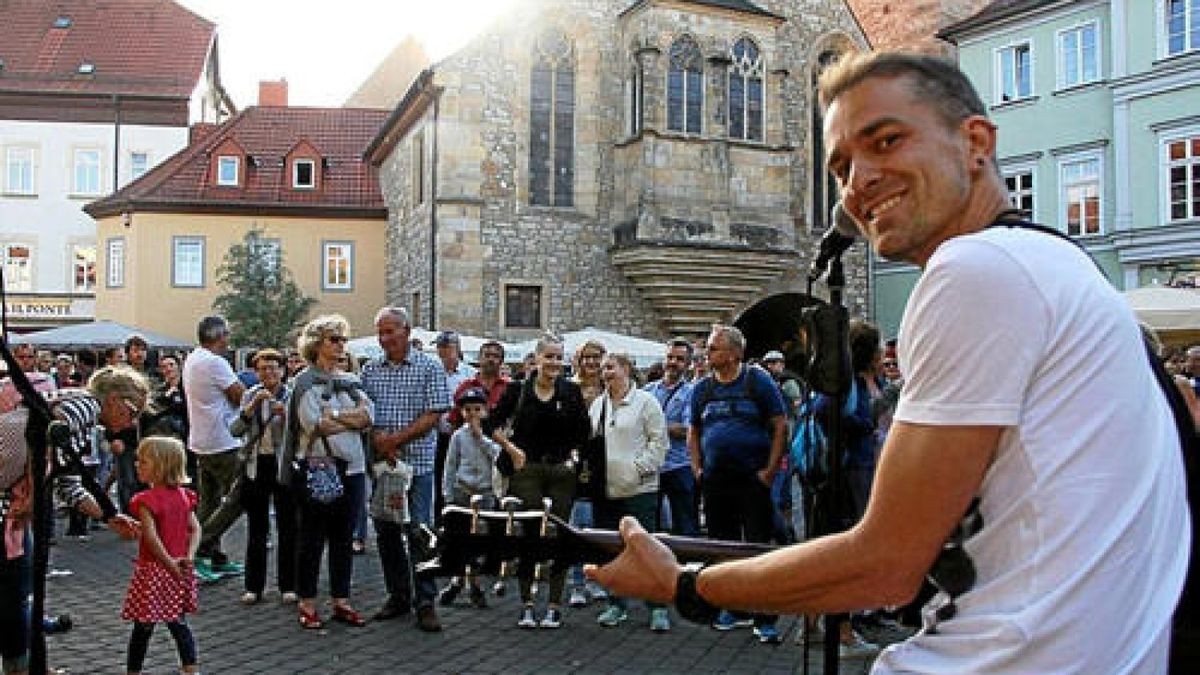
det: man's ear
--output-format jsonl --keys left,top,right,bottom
{"left": 961, "top": 115, "right": 998, "bottom": 172}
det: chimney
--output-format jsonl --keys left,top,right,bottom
{"left": 258, "top": 79, "right": 288, "bottom": 107}
{"left": 189, "top": 122, "right": 217, "bottom": 145}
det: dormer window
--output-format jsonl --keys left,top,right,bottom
{"left": 54, "top": 16, "right": 72, "bottom": 29}
{"left": 293, "top": 159, "right": 315, "bottom": 189}
{"left": 78, "top": 62, "right": 95, "bottom": 75}
{"left": 216, "top": 155, "right": 239, "bottom": 186}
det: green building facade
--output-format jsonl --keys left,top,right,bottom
{"left": 872, "top": 0, "right": 1200, "bottom": 338}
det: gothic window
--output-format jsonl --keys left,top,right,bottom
{"left": 628, "top": 59, "right": 644, "bottom": 136}
{"left": 667, "top": 36, "right": 703, "bottom": 134}
{"left": 811, "top": 50, "right": 841, "bottom": 232}
{"left": 529, "top": 31, "right": 575, "bottom": 207}
{"left": 729, "top": 38, "right": 764, "bottom": 141}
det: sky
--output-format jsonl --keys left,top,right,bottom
{"left": 177, "top": 0, "right": 519, "bottom": 108}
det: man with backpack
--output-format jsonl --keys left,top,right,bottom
{"left": 688, "top": 324, "right": 787, "bottom": 644}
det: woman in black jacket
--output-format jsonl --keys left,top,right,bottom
{"left": 488, "top": 334, "right": 589, "bottom": 630}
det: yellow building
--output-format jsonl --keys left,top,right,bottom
{"left": 85, "top": 103, "right": 391, "bottom": 344}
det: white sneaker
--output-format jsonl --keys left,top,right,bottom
{"left": 239, "top": 592, "right": 260, "bottom": 605}
{"left": 839, "top": 632, "right": 881, "bottom": 659}
{"left": 281, "top": 592, "right": 298, "bottom": 604}
{"left": 517, "top": 605, "right": 538, "bottom": 629}
{"left": 568, "top": 587, "right": 589, "bottom": 608}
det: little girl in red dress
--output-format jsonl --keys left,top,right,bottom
{"left": 121, "top": 437, "right": 201, "bottom": 674}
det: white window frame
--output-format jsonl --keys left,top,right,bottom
{"left": 293, "top": 158, "right": 315, "bottom": 189}
{"left": 71, "top": 243, "right": 96, "bottom": 293}
{"left": 106, "top": 237, "right": 125, "bottom": 288}
{"left": 1002, "top": 163, "right": 1038, "bottom": 218}
{"left": 1161, "top": 124, "right": 1200, "bottom": 224}
{"left": 171, "top": 236, "right": 205, "bottom": 288}
{"left": 216, "top": 155, "right": 239, "bottom": 186}
{"left": 1160, "top": 0, "right": 1200, "bottom": 57}
{"left": 1058, "top": 150, "right": 1105, "bottom": 237}
{"left": 994, "top": 40, "right": 1034, "bottom": 104}
{"left": 1056, "top": 20, "right": 1101, "bottom": 90}
{"left": 322, "top": 241, "right": 354, "bottom": 291}
{"left": 73, "top": 148, "right": 102, "bottom": 195}
{"left": 2, "top": 243, "right": 33, "bottom": 292}
{"left": 5, "top": 146, "right": 37, "bottom": 195}
{"left": 129, "top": 151, "right": 149, "bottom": 181}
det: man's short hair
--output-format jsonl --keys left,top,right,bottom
{"left": 709, "top": 324, "right": 746, "bottom": 357}
{"left": 374, "top": 306, "right": 411, "bottom": 328}
{"left": 87, "top": 365, "right": 150, "bottom": 410}
{"left": 848, "top": 320, "right": 882, "bottom": 374}
{"left": 818, "top": 51, "right": 988, "bottom": 130}
{"left": 479, "top": 339, "right": 505, "bottom": 358}
{"left": 124, "top": 334, "right": 148, "bottom": 351}
{"left": 197, "top": 316, "right": 229, "bottom": 345}
{"left": 667, "top": 337, "right": 694, "bottom": 358}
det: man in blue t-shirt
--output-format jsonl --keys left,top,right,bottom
{"left": 688, "top": 324, "right": 787, "bottom": 643}
{"left": 645, "top": 337, "right": 697, "bottom": 536}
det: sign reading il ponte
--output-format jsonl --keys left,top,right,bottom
{"left": 3, "top": 295, "right": 92, "bottom": 321}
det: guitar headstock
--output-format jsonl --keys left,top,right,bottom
{"left": 419, "top": 496, "right": 777, "bottom": 579}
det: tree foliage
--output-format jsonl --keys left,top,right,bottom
{"left": 212, "top": 228, "right": 316, "bottom": 349}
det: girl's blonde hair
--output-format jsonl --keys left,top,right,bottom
{"left": 137, "top": 436, "right": 190, "bottom": 487}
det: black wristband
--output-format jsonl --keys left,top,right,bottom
{"left": 674, "top": 564, "right": 720, "bottom": 625}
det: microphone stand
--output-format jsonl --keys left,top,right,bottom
{"left": 810, "top": 254, "right": 851, "bottom": 675}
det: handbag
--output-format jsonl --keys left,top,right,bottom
{"left": 297, "top": 435, "right": 344, "bottom": 505}
{"left": 577, "top": 398, "right": 607, "bottom": 501}
{"left": 369, "top": 460, "right": 412, "bottom": 524}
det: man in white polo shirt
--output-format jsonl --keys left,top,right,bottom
{"left": 183, "top": 315, "right": 246, "bottom": 579}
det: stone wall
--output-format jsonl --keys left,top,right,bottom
{"left": 377, "top": 0, "right": 877, "bottom": 340}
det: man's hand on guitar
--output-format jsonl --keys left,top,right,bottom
{"left": 583, "top": 516, "right": 681, "bottom": 604}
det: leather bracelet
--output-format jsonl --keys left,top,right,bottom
{"left": 674, "top": 563, "right": 720, "bottom": 624}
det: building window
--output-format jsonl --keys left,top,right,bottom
{"left": 172, "top": 237, "right": 205, "bottom": 287}
{"left": 504, "top": 284, "right": 542, "bottom": 329}
{"left": 107, "top": 238, "right": 125, "bottom": 287}
{"left": 413, "top": 130, "right": 425, "bottom": 206}
{"left": 1004, "top": 168, "right": 1036, "bottom": 218}
{"left": 1060, "top": 155, "right": 1102, "bottom": 236}
{"left": 293, "top": 159, "right": 315, "bottom": 189}
{"left": 217, "top": 156, "right": 239, "bottom": 186}
{"left": 323, "top": 242, "right": 353, "bottom": 290}
{"left": 996, "top": 42, "right": 1033, "bottom": 103}
{"left": 73, "top": 148, "right": 101, "bottom": 195}
{"left": 251, "top": 237, "right": 282, "bottom": 283}
{"left": 729, "top": 38, "right": 764, "bottom": 142}
{"left": 130, "top": 151, "right": 149, "bottom": 181}
{"left": 1058, "top": 22, "right": 1100, "bottom": 89}
{"left": 2, "top": 244, "right": 32, "bottom": 292}
{"left": 5, "top": 147, "right": 36, "bottom": 194}
{"left": 529, "top": 31, "right": 575, "bottom": 207}
{"left": 810, "top": 50, "right": 841, "bottom": 233}
{"left": 627, "top": 60, "right": 644, "bottom": 136}
{"left": 71, "top": 244, "right": 96, "bottom": 293}
{"left": 1166, "top": 0, "right": 1200, "bottom": 56}
{"left": 667, "top": 36, "right": 703, "bottom": 134}
{"left": 1167, "top": 135, "right": 1200, "bottom": 222}
{"left": 410, "top": 291, "right": 421, "bottom": 327}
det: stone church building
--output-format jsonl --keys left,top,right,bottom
{"left": 366, "top": 0, "right": 873, "bottom": 342}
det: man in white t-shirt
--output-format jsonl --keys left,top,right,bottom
{"left": 183, "top": 315, "right": 246, "bottom": 577}
{"left": 587, "top": 52, "right": 1190, "bottom": 673}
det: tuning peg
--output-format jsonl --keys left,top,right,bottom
{"left": 532, "top": 497, "right": 554, "bottom": 595}
{"left": 498, "top": 497, "right": 522, "bottom": 581}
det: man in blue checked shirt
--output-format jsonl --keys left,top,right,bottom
{"left": 360, "top": 306, "right": 451, "bottom": 633}
{"left": 643, "top": 338, "right": 697, "bottom": 536}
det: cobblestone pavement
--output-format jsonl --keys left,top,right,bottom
{"left": 42, "top": 518, "right": 908, "bottom": 674}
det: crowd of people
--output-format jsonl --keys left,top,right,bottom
{"left": 2, "top": 50, "right": 1194, "bottom": 674}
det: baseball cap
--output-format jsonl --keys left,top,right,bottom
{"left": 435, "top": 330, "right": 460, "bottom": 346}
{"left": 763, "top": 350, "right": 785, "bottom": 362}
{"left": 456, "top": 387, "right": 488, "bottom": 407}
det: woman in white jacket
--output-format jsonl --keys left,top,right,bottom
{"left": 589, "top": 352, "right": 669, "bottom": 632}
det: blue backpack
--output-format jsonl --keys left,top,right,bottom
{"left": 789, "top": 382, "right": 858, "bottom": 488}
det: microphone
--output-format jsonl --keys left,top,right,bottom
{"left": 808, "top": 201, "right": 860, "bottom": 281}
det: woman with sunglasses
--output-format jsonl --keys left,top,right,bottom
{"left": 284, "top": 315, "right": 373, "bottom": 630}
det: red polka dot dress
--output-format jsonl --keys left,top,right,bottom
{"left": 121, "top": 486, "right": 199, "bottom": 622}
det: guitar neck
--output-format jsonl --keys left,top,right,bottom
{"left": 571, "top": 528, "right": 776, "bottom": 566}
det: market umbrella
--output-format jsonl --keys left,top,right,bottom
{"left": 10, "top": 320, "right": 191, "bottom": 350}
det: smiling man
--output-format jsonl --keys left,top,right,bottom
{"left": 587, "top": 52, "right": 1190, "bottom": 673}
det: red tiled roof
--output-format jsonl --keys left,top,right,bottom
{"left": 86, "top": 106, "right": 391, "bottom": 218}
{"left": 939, "top": 0, "right": 1043, "bottom": 41}
{"left": 0, "top": 0, "right": 215, "bottom": 98}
